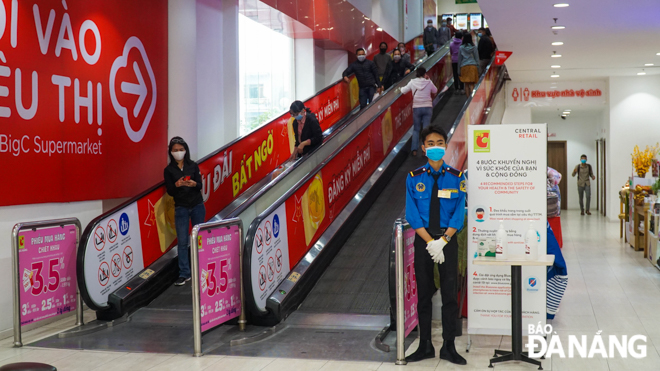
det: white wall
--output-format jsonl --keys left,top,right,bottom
{"left": 296, "top": 39, "right": 317, "bottom": 100}
{"left": 532, "top": 110, "right": 602, "bottom": 210}
{"left": 501, "top": 107, "right": 531, "bottom": 124}
{"left": 323, "top": 50, "right": 349, "bottom": 88}
{"left": 372, "top": 0, "right": 401, "bottom": 41}
{"left": 436, "top": 0, "right": 481, "bottom": 15}
{"left": 404, "top": 0, "right": 423, "bottom": 42}
{"left": 607, "top": 75, "right": 660, "bottom": 220}
{"left": 196, "top": 0, "right": 239, "bottom": 158}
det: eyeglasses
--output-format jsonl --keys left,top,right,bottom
{"left": 170, "top": 138, "right": 186, "bottom": 144}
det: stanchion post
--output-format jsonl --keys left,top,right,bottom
{"left": 190, "top": 224, "right": 203, "bottom": 357}
{"left": 11, "top": 224, "right": 22, "bottom": 347}
{"left": 238, "top": 223, "right": 246, "bottom": 332}
{"left": 395, "top": 220, "right": 407, "bottom": 365}
{"left": 74, "top": 222, "right": 84, "bottom": 326}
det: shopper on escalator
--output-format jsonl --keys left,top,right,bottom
{"left": 423, "top": 19, "right": 438, "bottom": 56}
{"left": 374, "top": 42, "right": 392, "bottom": 82}
{"left": 477, "top": 27, "right": 495, "bottom": 72}
{"left": 397, "top": 42, "right": 412, "bottom": 65}
{"left": 343, "top": 48, "right": 382, "bottom": 109}
{"left": 450, "top": 31, "right": 464, "bottom": 94}
{"left": 382, "top": 49, "right": 414, "bottom": 90}
{"left": 446, "top": 17, "right": 456, "bottom": 37}
{"left": 437, "top": 21, "right": 451, "bottom": 48}
{"left": 164, "top": 137, "right": 206, "bottom": 287}
{"left": 458, "top": 32, "right": 480, "bottom": 98}
{"left": 400, "top": 66, "right": 437, "bottom": 157}
{"left": 289, "top": 100, "right": 323, "bottom": 158}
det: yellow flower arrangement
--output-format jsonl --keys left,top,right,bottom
{"left": 631, "top": 143, "right": 659, "bottom": 177}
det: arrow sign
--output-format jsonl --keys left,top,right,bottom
{"left": 121, "top": 61, "right": 147, "bottom": 118}
{"left": 494, "top": 51, "right": 512, "bottom": 66}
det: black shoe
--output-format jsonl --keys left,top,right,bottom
{"left": 440, "top": 340, "right": 467, "bottom": 365}
{"left": 405, "top": 339, "right": 435, "bottom": 362}
{"left": 174, "top": 277, "right": 190, "bottom": 286}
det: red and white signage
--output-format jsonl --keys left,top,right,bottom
{"left": 494, "top": 51, "right": 512, "bottom": 66}
{"left": 507, "top": 82, "right": 607, "bottom": 108}
{"left": 0, "top": 0, "right": 168, "bottom": 206}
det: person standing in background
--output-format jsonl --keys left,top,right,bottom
{"left": 423, "top": 20, "right": 438, "bottom": 56}
{"left": 477, "top": 27, "right": 495, "bottom": 72}
{"left": 382, "top": 49, "right": 414, "bottom": 90}
{"left": 397, "top": 42, "right": 411, "bottom": 65}
{"left": 446, "top": 17, "right": 456, "bottom": 37}
{"left": 437, "top": 21, "right": 452, "bottom": 48}
{"left": 374, "top": 42, "right": 392, "bottom": 82}
{"left": 572, "top": 154, "right": 596, "bottom": 215}
{"left": 400, "top": 67, "right": 438, "bottom": 156}
{"left": 450, "top": 31, "right": 464, "bottom": 94}
{"left": 343, "top": 48, "right": 382, "bottom": 109}
{"left": 458, "top": 33, "right": 480, "bottom": 97}
{"left": 485, "top": 27, "right": 496, "bottom": 49}
{"left": 164, "top": 137, "right": 206, "bottom": 286}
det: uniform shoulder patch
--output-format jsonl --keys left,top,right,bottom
{"left": 409, "top": 167, "right": 426, "bottom": 177}
{"left": 445, "top": 166, "right": 462, "bottom": 178}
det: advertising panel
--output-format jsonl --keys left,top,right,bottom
{"left": 0, "top": 0, "right": 168, "bottom": 206}
{"left": 467, "top": 124, "right": 548, "bottom": 335}
{"left": 470, "top": 13, "right": 482, "bottom": 30}
{"left": 18, "top": 225, "right": 78, "bottom": 325}
{"left": 456, "top": 14, "right": 469, "bottom": 30}
{"left": 198, "top": 224, "right": 241, "bottom": 332}
{"left": 403, "top": 227, "right": 418, "bottom": 337}
{"left": 79, "top": 75, "right": 358, "bottom": 310}
{"left": 507, "top": 81, "right": 607, "bottom": 108}
{"left": 249, "top": 52, "right": 454, "bottom": 312}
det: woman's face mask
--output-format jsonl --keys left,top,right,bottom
{"left": 393, "top": 55, "right": 401, "bottom": 62}
{"left": 171, "top": 150, "right": 186, "bottom": 161}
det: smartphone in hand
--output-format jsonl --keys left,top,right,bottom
{"left": 184, "top": 176, "right": 191, "bottom": 181}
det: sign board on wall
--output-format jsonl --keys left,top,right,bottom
{"left": 507, "top": 81, "right": 607, "bottom": 108}
{"left": 469, "top": 13, "right": 482, "bottom": 30}
{"left": 456, "top": 14, "right": 469, "bottom": 30}
{"left": 467, "top": 124, "right": 548, "bottom": 335}
{"left": 0, "top": 0, "right": 168, "bottom": 206}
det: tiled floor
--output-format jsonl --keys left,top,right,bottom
{"left": 2, "top": 210, "right": 660, "bottom": 370}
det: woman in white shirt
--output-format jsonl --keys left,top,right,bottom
{"left": 400, "top": 67, "right": 438, "bottom": 156}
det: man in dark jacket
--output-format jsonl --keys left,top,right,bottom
{"left": 423, "top": 20, "right": 437, "bottom": 56}
{"left": 382, "top": 49, "right": 414, "bottom": 90}
{"left": 343, "top": 48, "right": 381, "bottom": 109}
{"left": 374, "top": 42, "right": 392, "bottom": 81}
{"left": 477, "top": 27, "right": 495, "bottom": 72}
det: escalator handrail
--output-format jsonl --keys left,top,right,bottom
{"left": 242, "top": 45, "right": 454, "bottom": 318}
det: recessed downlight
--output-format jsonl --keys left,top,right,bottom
{"left": 554, "top": 3, "right": 570, "bottom": 7}
{"left": 645, "top": 63, "right": 654, "bottom": 66}
{"left": 376, "top": 27, "right": 383, "bottom": 31}
{"left": 551, "top": 54, "right": 562, "bottom": 58}
{"left": 552, "top": 42, "right": 564, "bottom": 46}
{"left": 552, "top": 25, "right": 566, "bottom": 30}
{"left": 551, "top": 65, "right": 561, "bottom": 68}
{"left": 638, "top": 72, "right": 647, "bottom": 75}
{"left": 551, "top": 74, "right": 560, "bottom": 78}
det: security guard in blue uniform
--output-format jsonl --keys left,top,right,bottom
{"left": 405, "top": 125, "right": 467, "bottom": 365}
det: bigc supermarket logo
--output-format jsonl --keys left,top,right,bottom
{"left": 474, "top": 130, "right": 490, "bottom": 153}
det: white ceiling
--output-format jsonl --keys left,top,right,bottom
{"left": 478, "top": 0, "right": 660, "bottom": 82}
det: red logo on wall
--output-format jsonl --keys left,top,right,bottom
{"left": 494, "top": 51, "right": 512, "bottom": 66}
{"left": 0, "top": 0, "right": 168, "bottom": 206}
{"left": 512, "top": 88, "right": 519, "bottom": 102}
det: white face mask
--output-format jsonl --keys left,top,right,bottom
{"left": 171, "top": 150, "right": 186, "bottom": 161}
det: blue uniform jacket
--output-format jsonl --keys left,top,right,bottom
{"left": 405, "top": 162, "right": 466, "bottom": 232}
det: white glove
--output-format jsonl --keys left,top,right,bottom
{"left": 426, "top": 238, "right": 448, "bottom": 264}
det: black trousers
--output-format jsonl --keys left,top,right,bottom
{"left": 358, "top": 86, "right": 376, "bottom": 109}
{"left": 452, "top": 62, "right": 464, "bottom": 90}
{"left": 413, "top": 233, "right": 458, "bottom": 341}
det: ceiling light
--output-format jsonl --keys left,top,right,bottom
{"left": 552, "top": 26, "right": 565, "bottom": 30}
{"left": 376, "top": 27, "right": 383, "bottom": 31}
{"left": 551, "top": 54, "right": 562, "bottom": 58}
{"left": 564, "top": 109, "right": 571, "bottom": 111}
{"left": 563, "top": 111, "right": 570, "bottom": 114}
{"left": 552, "top": 42, "right": 564, "bottom": 46}
{"left": 657, "top": 52, "right": 660, "bottom": 56}
{"left": 638, "top": 72, "right": 646, "bottom": 75}
{"left": 551, "top": 74, "right": 560, "bottom": 78}
{"left": 645, "top": 63, "right": 654, "bottom": 66}
{"left": 554, "top": 3, "right": 570, "bottom": 7}
{"left": 551, "top": 65, "right": 561, "bottom": 68}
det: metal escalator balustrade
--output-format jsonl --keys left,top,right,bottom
{"left": 242, "top": 46, "right": 456, "bottom": 325}
{"left": 76, "top": 73, "right": 362, "bottom": 316}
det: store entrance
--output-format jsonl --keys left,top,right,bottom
{"left": 548, "top": 141, "right": 568, "bottom": 210}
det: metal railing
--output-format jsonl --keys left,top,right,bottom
{"left": 190, "top": 217, "right": 244, "bottom": 357}
{"left": 12, "top": 218, "right": 84, "bottom": 347}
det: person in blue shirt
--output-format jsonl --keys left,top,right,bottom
{"left": 405, "top": 125, "right": 467, "bottom": 365}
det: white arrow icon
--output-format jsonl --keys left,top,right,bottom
{"left": 121, "top": 62, "right": 147, "bottom": 118}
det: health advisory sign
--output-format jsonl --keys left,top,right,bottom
{"left": 467, "top": 124, "right": 548, "bottom": 335}
{"left": 18, "top": 225, "right": 78, "bottom": 325}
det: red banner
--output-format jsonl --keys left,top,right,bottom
{"left": 1, "top": 0, "right": 168, "bottom": 206}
